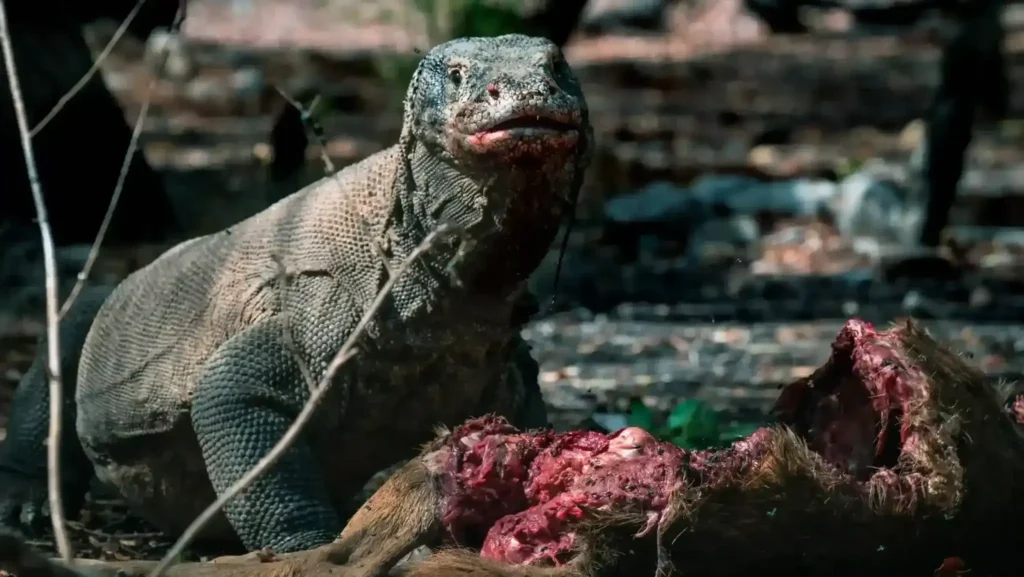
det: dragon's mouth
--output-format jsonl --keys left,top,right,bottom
{"left": 482, "top": 115, "right": 577, "bottom": 133}
{"left": 465, "top": 112, "right": 581, "bottom": 152}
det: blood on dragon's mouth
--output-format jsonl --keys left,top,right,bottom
{"left": 462, "top": 111, "right": 581, "bottom": 152}
{"left": 482, "top": 115, "right": 577, "bottom": 133}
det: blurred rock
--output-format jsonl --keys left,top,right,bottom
{"left": 829, "top": 163, "right": 923, "bottom": 246}
{"left": 898, "top": 119, "right": 926, "bottom": 152}
{"left": 232, "top": 67, "right": 266, "bottom": 113}
{"left": 979, "top": 247, "right": 1018, "bottom": 269}
{"left": 690, "top": 174, "right": 835, "bottom": 217}
{"left": 184, "top": 76, "right": 227, "bottom": 106}
{"left": 233, "top": 67, "right": 265, "bottom": 98}
{"left": 604, "top": 174, "right": 836, "bottom": 227}
{"left": 603, "top": 181, "right": 693, "bottom": 225}
{"left": 145, "top": 29, "right": 194, "bottom": 81}
{"left": 686, "top": 215, "right": 760, "bottom": 264}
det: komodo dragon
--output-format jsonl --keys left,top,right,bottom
{"left": 0, "top": 34, "right": 593, "bottom": 554}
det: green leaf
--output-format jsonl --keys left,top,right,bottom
{"left": 626, "top": 399, "right": 654, "bottom": 431}
{"left": 667, "top": 399, "right": 702, "bottom": 431}
{"left": 665, "top": 399, "right": 723, "bottom": 450}
{"left": 674, "top": 399, "right": 721, "bottom": 438}
{"left": 692, "top": 409, "right": 721, "bottom": 444}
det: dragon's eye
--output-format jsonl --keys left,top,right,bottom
{"left": 447, "top": 68, "right": 463, "bottom": 86}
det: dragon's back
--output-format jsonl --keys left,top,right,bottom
{"left": 75, "top": 146, "right": 403, "bottom": 443}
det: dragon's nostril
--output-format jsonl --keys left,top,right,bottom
{"left": 487, "top": 84, "right": 499, "bottom": 98}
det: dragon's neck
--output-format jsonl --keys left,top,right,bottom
{"left": 391, "top": 140, "right": 576, "bottom": 298}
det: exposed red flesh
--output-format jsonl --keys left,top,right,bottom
{"left": 433, "top": 420, "right": 686, "bottom": 565}
{"left": 1012, "top": 394, "right": 1024, "bottom": 425}
{"left": 772, "top": 319, "right": 916, "bottom": 479}
{"left": 426, "top": 319, "right": 1004, "bottom": 567}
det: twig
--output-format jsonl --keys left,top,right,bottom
{"left": 0, "top": 0, "right": 73, "bottom": 561}
{"left": 58, "top": 97, "right": 149, "bottom": 319}
{"left": 269, "top": 91, "right": 343, "bottom": 394}
{"left": 273, "top": 87, "right": 333, "bottom": 172}
{"left": 270, "top": 253, "right": 318, "bottom": 393}
{"left": 148, "top": 222, "right": 464, "bottom": 577}
{"left": 58, "top": 1, "right": 187, "bottom": 319}
{"left": 30, "top": 0, "right": 149, "bottom": 137}
{"left": 274, "top": 86, "right": 394, "bottom": 276}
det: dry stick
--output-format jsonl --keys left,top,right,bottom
{"left": 271, "top": 90, "right": 390, "bottom": 395}
{"left": 268, "top": 91, "right": 330, "bottom": 394}
{"left": 58, "top": 96, "right": 151, "bottom": 319}
{"left": 29, "top": 0, "right": 149, "bottom": 137}
{"left": 147, "top": 222, "right": 464, "bottom": 577}
{"left": 0, "top": 0, "right": 73, "bottom": 561}
{"left": 273, "top": 87, "right": 334, "bottom": 172}
{"left": 58, "top": 1, "right": 186, "bottom": 319}
{"left": 269, "top": 90, "right": 336, "bottom": 394}
{"left": 274, "top": 87, "right": 394, "bottom": 276}
{"left": 271, "top": 253, "right": 318, "bottom": 393}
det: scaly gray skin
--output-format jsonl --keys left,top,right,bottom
{"left": 0, "top": 34, "right": 593, "bottom": 553}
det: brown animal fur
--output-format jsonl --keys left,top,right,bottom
{"left": 326, "top": 457, "right": 444, "bottom": 576}
{"left": 4, "top": 319, "right": 1023, "bottom": 577}
{"left": 377, "top": 319, "right": 1024, "bottom": 577}
{"left": 395, "top": 549, "right": 577, "bottom": 577}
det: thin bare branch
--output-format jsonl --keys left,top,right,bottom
{"left": 58, "top": 98, "right": 150, "bottom": 319}
{"left": 0, "top": 0, "right": 73, "bottom": 561}
{"left": 270, "top": 252, "right": 318, "bottom": 393}
{"left": 273, "top": 87, "right": 333, "bottom": 172}
{"left": 59, "top": 1, "right": 187, "bottom": 319}
{"left": 274, "top": 86, "right": 395, "bottom": 276}
{"left": 269, "top": 90, "right": 347, "bottom": 394}
{"left": 30, "top": 0, "right": 149, "bottom": 138}
{"left": 148, "top": 222, "right": 465, "bottom": 577}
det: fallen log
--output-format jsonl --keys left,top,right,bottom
{"left": 3, "top": 318, "right": 1023, "bottom": 577}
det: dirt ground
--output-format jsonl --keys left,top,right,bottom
{"left": 3, "top": 0, "right": 1024, "bottom": 566}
